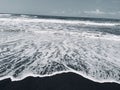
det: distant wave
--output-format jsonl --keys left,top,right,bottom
{"left": 0, "top": 18, "right": 119, "bottom": 26}
{"left": 0, "top": 14, "right": 120, "bottom": 84}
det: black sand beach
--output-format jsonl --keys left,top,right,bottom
{"left": 0, "top": 72, "right": 120, "bottom": 90}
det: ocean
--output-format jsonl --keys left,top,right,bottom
{"left": 0, "top": 13, "right": 120, "bottom": 89}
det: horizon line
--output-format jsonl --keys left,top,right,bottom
{"left": 0, "top": 12, "right": 120, "bottom": 21}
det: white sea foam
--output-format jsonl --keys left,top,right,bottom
{"left": 0, "top": 16, "right": 120, "bottom": 26}
{"left": 0, "top": 14, "right": 120, "bottom": 84}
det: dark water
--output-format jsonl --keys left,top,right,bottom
{"left": 1, "top": 13, "right": 120, "bottom": 22}
{"left": 0, "top": 72, "right": 120, "bottom": 90}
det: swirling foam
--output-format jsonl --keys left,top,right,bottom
{"left": 0, "top": 14, "right": 120, "bottom": 84}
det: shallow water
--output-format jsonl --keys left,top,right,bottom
{"left": 0, "top": 14, "right": 120, "bottom": 84}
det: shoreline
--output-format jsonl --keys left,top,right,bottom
{"left": 0, "top": 72, "right": 119, "bottom": 90}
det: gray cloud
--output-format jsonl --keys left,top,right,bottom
{"left": 84, "top": 9, "right": 120, "bottom": 16}
{"left": 84, "top": 9, "right": 105, "bottom": 15}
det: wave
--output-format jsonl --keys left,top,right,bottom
{"left": 0, "top": 14, "right": 120, "bottom": 26}
{"left": 0, "top": 14, "right": 120, "bottom": 84}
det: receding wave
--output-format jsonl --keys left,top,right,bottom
{"left": 0, "top": 14, "right": 120, "bottom": 84}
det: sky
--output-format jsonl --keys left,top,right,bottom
{"left": 0, "top": 0, "right": 120, "bottom": 19}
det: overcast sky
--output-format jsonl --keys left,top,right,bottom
{"left": 0, "top": 0, "right": 120, "bottom": 19}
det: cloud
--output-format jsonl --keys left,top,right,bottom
{"left": 84, "top": 9, "right": 120, "bottom": 16}
{"left": 51, "top": 9, "right": 81, "bottom": 15}
{"left": 51, "top": 10, "right": 66, "bottom": 14}
{"left": 118, "top": 11, "right": 120, "bottom": 14}
{"left": 51, "top": 9, "right": 120, "bottom": 17}
{"left": 84, "top": 9, "right": 105, "bottom": 15}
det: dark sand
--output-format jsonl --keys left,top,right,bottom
{"left": 0, "top": 72, "right": 120, "bottom": 90}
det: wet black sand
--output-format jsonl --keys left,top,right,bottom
{"left": 0, "top": 72, "right": 120, "bottom": 90}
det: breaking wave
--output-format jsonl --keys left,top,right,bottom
{"left": 0, "top": 14, "right": 120, "bottom": 84}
